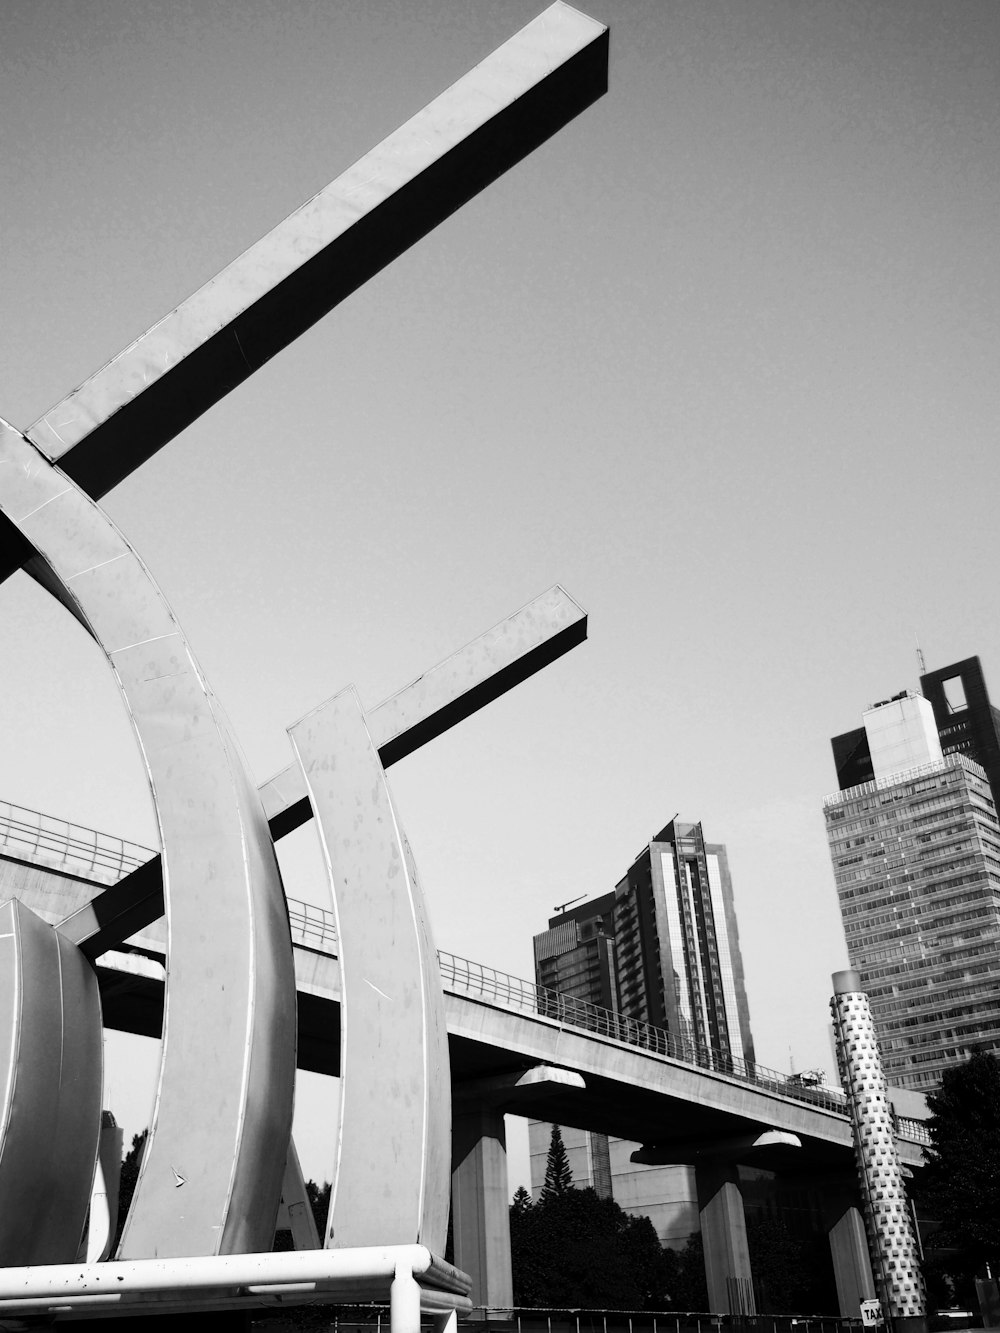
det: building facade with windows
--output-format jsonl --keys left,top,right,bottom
{"left": 613, "top": 820, "right": 755, "bottom": 1066}
{"left": 532, "top": 891, "right": 618, "bottom": 1011}
{"left": 825, "top": 689, "right": 1000, "bottom": 1089}
{"left": 529, "top": 819, "right": 755, "bottom": 1242}
{"left": 532, "top": 820, "right": 755, "bottom": 1067}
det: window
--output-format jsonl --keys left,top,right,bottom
{"left": 942, "top": 675, "right": 968, "bottom": 714}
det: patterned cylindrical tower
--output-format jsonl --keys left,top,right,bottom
{"left": 830, "top": 969, "right": 927, "bottom": 1333}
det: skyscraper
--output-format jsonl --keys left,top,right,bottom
{"left": 617, "top": 820, "right": 756, "bottom": 1065}
{"left": 533, "top": 891, "right": 618, "bottom": 1011}
{"left": 528, "top": 819, "right": 755, "bottom": 1242}
{"left": 824, "top": 689, "right": 1000, "bottom": 1089}
{"left": 532, "top": 820, "right": 755, "bottom": 1066}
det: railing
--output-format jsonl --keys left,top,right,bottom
{"left": 437, "top": 952, "right": 848, "bottom": 1116}
{"left": 0, "top": 800, "right": 151, "bottom": 887}
{"left": 455, "top": 1311, "right": 859, "bottom": 1333}
{"left": 235, "top": 1309, "right": 860, "bottom": 1333}
{"left": 288, "top": 898, "right": 339, "bottom": 953}
{"left": 0, "top": 799, "right": 932, "bottom": 1139}
{"left": 823, "top": 753, "right": 988, "bottom": 807}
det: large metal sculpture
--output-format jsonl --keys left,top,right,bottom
{"left": 0, "top": 3, "right": 607, "bottom": 1323}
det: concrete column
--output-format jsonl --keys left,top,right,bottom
{"left": 831, "top": 970, "right": 927, "bottom": 1333}
{"left": 695, "top": 1159, "right": 755, "bottom": 1315}
{"left": 451, "top": 1105, "right": 513, "bottom": 1311}
{"left": 828, "top": 1203, "right": 877, "bottom": 1317}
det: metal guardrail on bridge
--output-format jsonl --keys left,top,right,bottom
{"left": 437, "top": 951, "right": 849, "bottom": 1116}
{"left": 0, "top": 800, "right": 151, "bottom": 887}
{"left": 0, "top": 801, "right": 931, "bottom": 1139}
{"left": 281, "top": 1307, "right": 862, "bottom": 1333}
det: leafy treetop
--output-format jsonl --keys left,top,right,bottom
{"left": 919, "top": 1051, "right": 1000, "bottom": 1273}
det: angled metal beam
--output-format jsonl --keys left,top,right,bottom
{"left": 0, "top": 2, "right": 608, "bottom": 584}
{"left": 261, "top": 584, "right": 587, "bottom": 837}
{"left": 57, "top": 585, "right": 586, "bottom": 958}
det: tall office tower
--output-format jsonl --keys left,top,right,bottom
{"left": 833, "top": 655, "right": 1000, "bottom": 813}
{"left": 824, "top": 691, "right": 1000, "bottom": 1089}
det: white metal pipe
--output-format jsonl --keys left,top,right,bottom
{"left": 0, "top": 1243, "right": 433, "bottom": 1302}
{"left": 390, "top": 1259, "right": 421, "bottom": 1333}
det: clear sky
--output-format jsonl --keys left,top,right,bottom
{"left": 1, "top": 0, "right": 998, "bottom": 1192}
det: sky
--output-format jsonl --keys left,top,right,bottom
{"left": 0, "top": 0, "right": 998, "bottom": 1192}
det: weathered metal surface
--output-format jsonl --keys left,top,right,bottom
{"left": 0, "top": 900, "right": 102, "bottom": 1264}
{"left": 0, "top": 3, "right": 609, "bottom": 530}
{"left": 0, "top": 420, "right": 296, "bottom": 1258}
{"left": 288, "top": 689, "right": 450, "bottom": 1252}
{"left": 58, "top": 584, "right": 587, "bottom": 955}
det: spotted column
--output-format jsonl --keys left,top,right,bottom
{"left": 830, "top": 970, "right": 926, "bottom": 1333}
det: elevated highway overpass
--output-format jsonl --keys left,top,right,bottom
{"left": 0, "top": 801, "right": 927, "bottom": 1315}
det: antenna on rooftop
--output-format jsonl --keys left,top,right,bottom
{"left": 553, "top": 895, "right": 587, "bottom": 915}
{"left": 915, "top": 634, "right": 926, "bottom": 683}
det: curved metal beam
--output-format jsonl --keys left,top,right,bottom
{"left": 288, "top": 688, "right": 450, "bottom": 1253}
{"left": 0, "top": 420, "right": 296, "bottom": 1258}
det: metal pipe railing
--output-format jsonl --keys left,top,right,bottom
{"left": 0, "top": 797, "right": 932, "bottom": 1137}
{"left": 0, "top": 800, "right": 151, "bottom": 886}
{"left": 436, "top": 951, "right": 848, "bottom": 1115}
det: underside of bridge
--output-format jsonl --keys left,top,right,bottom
{"left": 96, "top": 955, "right": 855, "bottom": 1165}
{"left": 93, "top": 951, "right": 881, "bottom": 1321}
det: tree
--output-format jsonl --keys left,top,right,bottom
{"left": 306, "top": 1179, "right": 330, "bottom": 1240}
{"left": 671, "top": 1232, "right": 709, "bottom": 1311}
{"left": 511, "top": 1185, "right": 533, "bottom": 1215}
{"left": 509, "top": 1182, "right": 674, "bottom": 1309}
{"left": 540, "top": 1125, "right": 573, "bottom": 1202}
{"left": 918, "top": 1052, "right": 1000, "bottom": 1275}
{"left": 747, "top": 1218, "right": 810, "bottom": 1313}
{"left": 113, "top": 1129, "right": 147, "bottom": 1252}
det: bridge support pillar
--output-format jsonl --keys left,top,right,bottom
{"left": 827, "top": 1201, "right": 877, "bottom": 1317}
{"left": 695, "top": 1160, "right": 755, "bottom": 1315}
{"left": 451, "top": 1104, "right": 513, "bottom": 1312}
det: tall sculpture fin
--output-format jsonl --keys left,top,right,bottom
{"left": 0, "top": 421, "right": 296, "bottom": 1257}
{"left": 289, "top": 688, "right": 450, "bottom": 1253}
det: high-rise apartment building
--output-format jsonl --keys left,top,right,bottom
{"left": 824, "top": 689, "right": 1000, "bottom": 1089}
{"left": 613, "top": 820, "right": 755, "bottom": 1065}
{"left": 533, "top": 891, "right": 618, "bottom": 1010}
{"left": 532, "top": 820, "right": 755, "bottom": 1065}
{"left": 529, "top": 818, "right": 755, "bottom": 1242}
